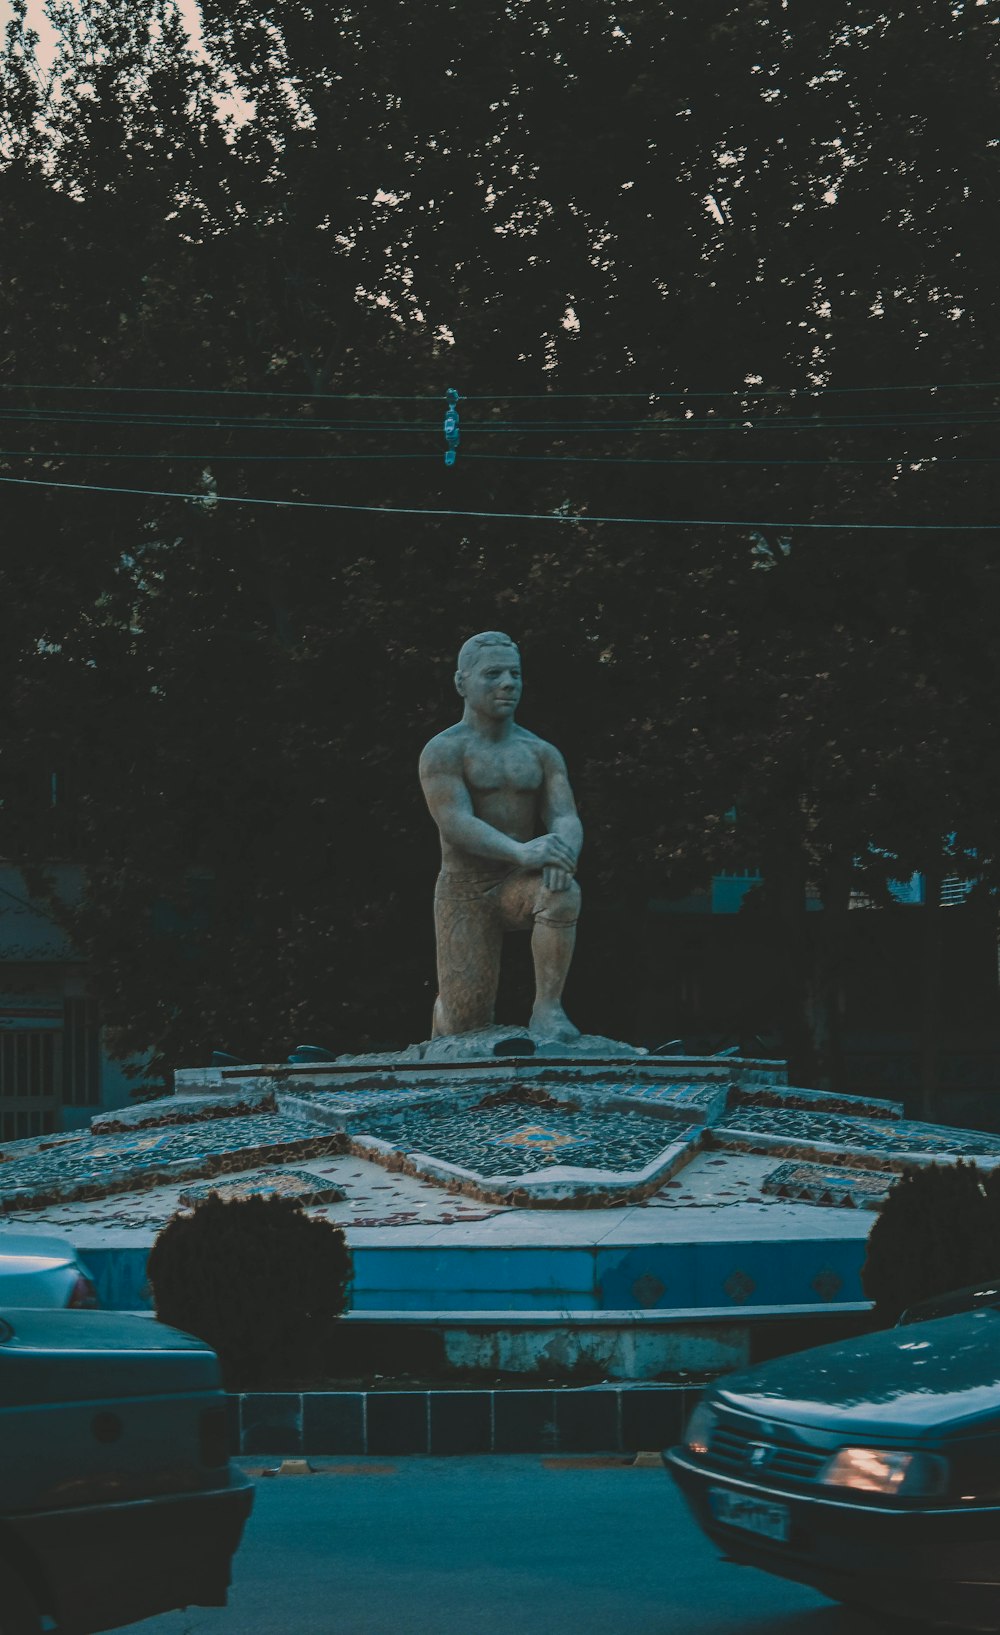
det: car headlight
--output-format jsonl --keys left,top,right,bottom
{"left": 684, "top": 1401, "right": 717, "bottom": 1456}
{"left": 819, "top": 1447, "right": 949, "bottom": 1497}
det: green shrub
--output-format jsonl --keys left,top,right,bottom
{"left": 147, "top": 1193, "right": 351, "bottom": 1389}
{"left": 861, "top": 1160, "right": 993, "bottom": 1324}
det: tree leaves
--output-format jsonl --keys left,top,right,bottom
{"left": 2, "top": 0, "right": 999, "bottom": 1080}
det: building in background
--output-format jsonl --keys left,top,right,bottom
{"left": 640, "top": 863, "right": 1000, "bottom": 1129}
{"left": 0, "top": 866, "right": 147, "bottom": 1138}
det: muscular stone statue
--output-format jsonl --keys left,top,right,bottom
{"left": 419, "top": 632, "right": 583, "bottom": 1041}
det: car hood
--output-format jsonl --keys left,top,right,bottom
{"left": 0, "top": 1308, "right": 221, "bottom": 1402}
{"left": 715, "top": 1308, "right": 1000, "bottom": 1437}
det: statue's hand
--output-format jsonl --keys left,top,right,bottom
{"left": 543, "top": 866, "right": 572, "bottom": 892}
{"left": 519, "top": 834, "right": 577, "bottom": 873}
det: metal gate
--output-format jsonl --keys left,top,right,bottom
{"left": 0, "top": 1027, "right": 60, "bottom": 1140}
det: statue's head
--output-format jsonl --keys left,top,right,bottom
{"left": 455, "top": 631, "right": 522, "bottom": 715}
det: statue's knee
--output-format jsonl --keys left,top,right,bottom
{"left": 536, "top": 876, "right": 581, "bottom": 926}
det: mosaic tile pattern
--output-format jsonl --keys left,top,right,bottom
{"left": 610, "top": 1080, "right": 731, "bottom": 1122}
{"left": 6, "top": 1047, "right": 998, "bottom": 1229}
{"left": 720, "top": 1106, "right": 1000, "bottom": 1159}
{"left": 283, "top": 1078, "right": 730, "bottom": 1126}
{"left": 89, "top": 1132, "right": 177, "bottom": 1161}
{"left": 490, "top": 1125, "right": 584, "bottom": 1153}
{"left": 762, "top": 1161, "right": 897, "bottom": 1210}
{"left": 0, "top": 1156, "right": 505, "bottom": 1232}
{"left": 729, "top": 1084, "right": 903, "bottom": 1120}
{"left": 276, "top": 1088, "right": 452, "bottom": 1128}
{"left": 0, "top": 1130, "right": 88, "bottom": 1163}
{"left": 354, "top": 1105, "right": 679, "bottom": 1178}
{"left": 91, "top": 1087, "right": 275, "bottom": 1133}
{"left": 0, "top": 1114, "right": 344, "bottom": 1212}
{"left": 179, "top": 1168, "right": 347, "bottom": 1207}
{"left": 618, "top": 1080, "right": 726, "bottom": 1103}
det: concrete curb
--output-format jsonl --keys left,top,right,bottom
{"left": 227, "top": 1383, "right": 697, "bottom": 1457}
{"left": 223, "top": 1303, "right": 877, "bottom": 1457}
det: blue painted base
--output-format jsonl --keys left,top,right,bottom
{"left": 78, "top": 1230, "right": 866, "bottom": 1316}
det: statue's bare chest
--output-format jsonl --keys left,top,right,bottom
{"left": 463, "top": 742, "right": 543, "bottom": 800}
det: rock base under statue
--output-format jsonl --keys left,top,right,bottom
{"left": 333, "top": 1026, "right": 648, "bottom": 1068}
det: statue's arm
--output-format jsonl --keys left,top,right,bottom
{"left": 419, "top": 745, "right": 526, "bottom": 868}
{"left": 541, "top": 746, "right": 583, "bottom": 866}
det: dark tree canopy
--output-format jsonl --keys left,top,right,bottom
{"left": 2, "top": 0, "right": 999, "bottom": 1084}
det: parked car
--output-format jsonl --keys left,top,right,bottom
{"left": 665, "top": 1306, "right": 1000, "bottom": 1631}
{"left": 0, "top": 1307, "right": 253, "bottom": 1634}
{"left": 0, "top": 1230, "right": 99, "bottom": 1308}
{"left": 899, "top": 1281, "right": 1000, "bottom": 1327}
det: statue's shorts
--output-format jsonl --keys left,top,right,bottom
{"left": 433, "top": 866, "right": 581, "bottom": 1035}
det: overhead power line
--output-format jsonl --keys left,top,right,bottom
{"left": 465, "top": 382, "right": 1000, "bottom": 399}
{"left": 3, "top": 377, "right": 1000, "bottom": 402}
{"left": 0, "top": 449, "right": 435, "bottom": 462}
{"left": 464, "top": 451, "right": 1000, "bottom": 468}
{"left": 1, "top": 406, "right": 999, "bottom": 434}
{"left": 1, "top": 472, "right": 997, "bottom": 531}
{"left": 5, "top": 448, "right": 1000, "bottom": 468}
{"left": 0, "top": 384, "right": 436, "bottom": 401}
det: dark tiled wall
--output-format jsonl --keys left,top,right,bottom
{"left": 233, "top": 1385, "right": 694, "bottom": 1456}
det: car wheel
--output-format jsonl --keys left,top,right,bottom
{"left": 0, "top": 1560, "right": 42, "bottom": 1635}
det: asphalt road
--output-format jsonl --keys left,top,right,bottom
{"left": 136, "top": 1456, "right": 897, "bottom": 1635}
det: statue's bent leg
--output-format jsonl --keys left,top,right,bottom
{"left": 533, "top": 876, "right": 582, "bottom": 931}
{"left": 530, "top": 877, "right": 581, "bottom": 1039}
{"left": 498, "top": 872, "right": 582, "bottom": 1040}
{"left": 432, "top": 879, "right": 503, "bottom": 1037}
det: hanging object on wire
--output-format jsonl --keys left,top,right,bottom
{"left": 443, "top": 388, "right": 460, "bottom": 466}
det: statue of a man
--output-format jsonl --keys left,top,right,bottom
{"left": 419, "top": 631, "right": 583, "bottom": 1041}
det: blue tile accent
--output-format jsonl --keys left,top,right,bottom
{"left": 302, "top": 1393, "right": 365, "bottom": 1455}
{"left": 241, "top": 1393, "right": 302, "bottom": 1455}
{"left": 235, "top": 1386, "right": 697, "bottom": 1457}
{"left": 429, "top": 1391, "right": 492, "bottom": 1454}
{"left": 620, "top": 1387, "right": 688, "bottom": 1453}
{"left": 366, "top": 1392, "right": 429, "bottom": 1455}
{"left": 490, "top": 1125, "right": 583, "bottom": 1150}
{"left": 493, "top": 1391, "right": 558, "bottom": 1453}
{"left": 554, "top": 1389, "right": 621, "bottom": 1452}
